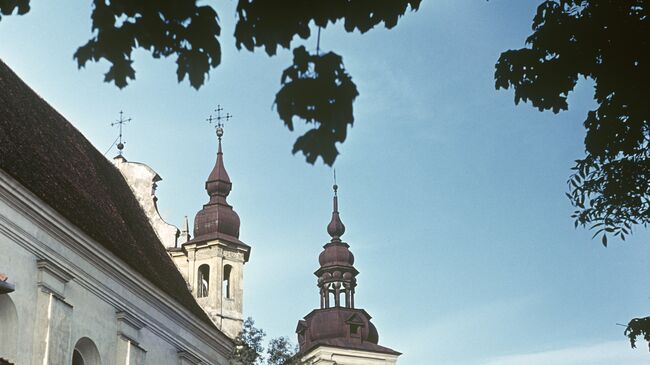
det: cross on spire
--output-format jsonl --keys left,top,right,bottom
{"left": 111, "top": 110, "right": 131, "bottom": 156}
{"left": 207, "top": 104, "right": 233, "bottom": 141}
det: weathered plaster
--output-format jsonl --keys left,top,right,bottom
{"left": 113, "top": 156, "right": 180, "bottom": 248}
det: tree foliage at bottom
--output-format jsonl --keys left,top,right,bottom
{"left": 230, "top": 317, "right": 301, "bottom": 365}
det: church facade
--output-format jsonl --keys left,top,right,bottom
{"left": 0, "top": 60, "right": 234, "bottom": 364}
{"left": 0, "top": 57, "right": 401, "bottom": 365}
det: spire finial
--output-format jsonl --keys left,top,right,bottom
{"left": 327, "top": 172, "right": 345, "bottom": 239}
{"left": 111, "top": 110, "right": 132, "bottom": 156}
{"left": 208, "top": 104, "right": 233, "bottom": 141}
{"left": 205, "top": 106, "right": 233, "bottom": 201}
{"left": 195, "top": 106, "right": 242, "bottom": 241}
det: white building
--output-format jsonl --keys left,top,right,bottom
{"left": 0, "top": 55, "right": 400, "bottom": 365}
{"left": 113, "top": 125, "right": 250, "bottom": 339}
{"left": 0, "top": 60, "right": 234, "bottom": 364}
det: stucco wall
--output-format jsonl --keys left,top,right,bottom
{"left": 301, "top": 346, "right": 400, "bottom": 365}
{"left": 113, "top": 156, "right": 180, "bottom": 249}
{"left": 0, "top": 169, "right": 232, "bottom": 365}
{"left": 170, "top": 242, "right": 246, "bottom": 340}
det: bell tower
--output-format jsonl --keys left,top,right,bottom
{"left": 168, "top": 110, "right": 250, "bottom": 339}
{"left": 294, "top": 184, "right": 400, "bottom": 364}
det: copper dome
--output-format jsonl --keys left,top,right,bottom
{"left": 303, "top": 308, "right": 377, "bottom": 344}
{"left": 294, "top": 183, "right": 400, "bottom": 357}
{"left": 318, "top": 241, "right": 355, "bottom": 268}
{"left": 192, "top": 137, "right": 241, "bottom": 240}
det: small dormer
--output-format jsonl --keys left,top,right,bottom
{"left": 345, "top": 313, "right": 366, "bottom": 340}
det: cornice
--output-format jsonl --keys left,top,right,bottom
{"left": 304, "top": 345, "right": 400, "bottom": 362}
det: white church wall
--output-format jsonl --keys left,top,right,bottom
{"left": 301, "top": 346, "right": 400, "bottom": 365}
{"left": 0, "top": 169, "right": 232, "bottom": 365}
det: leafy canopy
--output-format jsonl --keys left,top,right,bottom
{"left": 231, "top": 317, "right": 266, "bottom": 365}
{"left": 0, "top": 0, "right": 420, "bottom": 165}
{"left": 276, "top": 46, "right": 359, "bottom": 165}
{"left": 495, "top": 0, "right": 650, "bottom": 245}
{"left": 230, "top": 318, "right": 300, "bottom": 365}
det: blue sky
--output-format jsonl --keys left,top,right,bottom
{"left": 1, "top": 1, "right": 649, "bottom": 364}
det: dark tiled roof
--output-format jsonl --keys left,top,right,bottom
{"left": 0, "top": 60, "right": 213, "bottom": 328}
{"left": 297, "top": 308, "right": 400, "bottom": 357}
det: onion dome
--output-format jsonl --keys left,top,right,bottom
{"left": 296, "top": 308, "right": 393, "bottom": 353}
{"left": 295, "top": 182, "right": 400, "bottom": 357}
{"left": 327, "top": 184, "right": 345, "bottom": 239}
{"left": 193, "top": 132, "right": 241, "bottom": 240}
{"left": 318, "top": 184, "right": 355, "bottom": 268}
{"left": 318, "top": 242, "right": 355, "bottom": 268}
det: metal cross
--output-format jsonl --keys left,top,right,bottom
{"left": 208, "top": 104, "right": 233, "bottom": 140}
{"left": 111, "top": 110, "right": 131, "bottom": 155}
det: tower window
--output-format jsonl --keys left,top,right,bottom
{"left": 350, "top": 324, "right": 361, "bottom": 338}
{"left": 197, "top": 264, "right": 210, "bottom": 298}
{"left": 223, "top": 265, "right": 232, "bottom": 299}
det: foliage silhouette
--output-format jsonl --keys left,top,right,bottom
{"left": 230, "top": 318, "right": 300, "bottom": 365}
{"left": 626, "top": 316, "right": 650, "bottom": 351}
{"left": 0, "top": 0, "right": 420, "bottom": 165}
{"left": 234, "top": 0, "right": 422, "bottom": 56}
{"left": 276, "top": 46, "right": 358, "bottom": 165}
{"left": 266, "top": 336, "right": 300, "bottom": 365}
{"left": 495, "top": 0, "right": 650, "bottom": 350}
{"left": 495, "top": 0, "right": 650, "bottom": 244}
{"left": 231, "top": 318, "right": 266, "bottom": 365}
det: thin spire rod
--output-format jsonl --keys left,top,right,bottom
{"left": 316, "top": 26, "right": 322, "bottom": 55}
{"left": 110, "top": 110, "right": 131, "bottom": 156}
{"left": 327, "top": 171, "right": 345, "bottom": 239}
{"left": 333, "top": 169, "right": 338, "bottom": 211}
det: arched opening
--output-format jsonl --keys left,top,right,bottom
{"left": 197, "top": 264, "right": 210, "bottom": 298}
{"left": 0, "top": 294, "right": 18, "bottom": 362}
{"left": 72, "top": 349, "right": 84, "bottom": 365}
{"left": 223, "top": 265, "right": 232, "bottom": 299}
{"left": 72, "top": 337, "right": 101, "bottom": 365}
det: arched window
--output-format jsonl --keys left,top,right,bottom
{"left": 197, "top": 264, "right": 210, "bottom": 298}
{"left": 223, "top": 265, "right": 232, "bottom": 299}
{"left": 329, "top": 290, "right": 336, "bottom": 307}
{"left": 72, "top": 350, "right": 84, "bottom": 365}
{"left": 72, "top": 337, "right": 101, "bottom": 365}
{"left": 0, "top": 294, "right": 18, "bottom": 362}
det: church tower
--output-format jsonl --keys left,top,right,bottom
{"left": 294, "top": 185, "right": 401, "bottom": 364}
{"left": 168, "top": 122, "right": 250, "bottom": 339}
